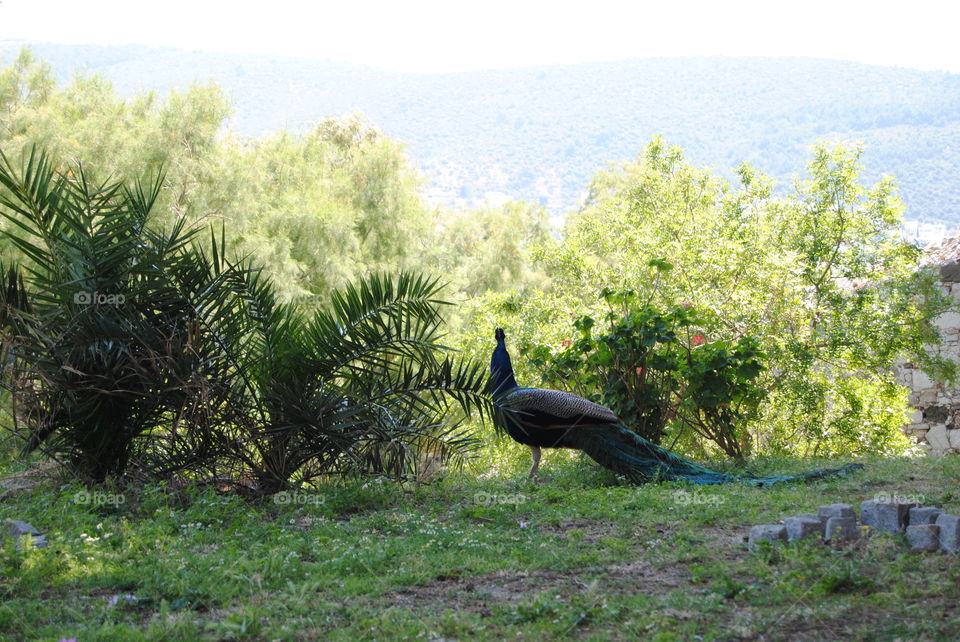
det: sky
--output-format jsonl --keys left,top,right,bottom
{"left": 1, "top": 0, "right": 959, "bottom": 74}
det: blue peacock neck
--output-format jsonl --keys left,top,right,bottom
{"left": 491, "top": 333, "right": 519, "bottom": 393}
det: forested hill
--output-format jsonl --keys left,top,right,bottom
{"left": 3, "top": 42, "right": 960, "bottom": 223}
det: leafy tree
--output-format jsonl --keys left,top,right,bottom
{"left": 676, "top": 335, "right": 766, "bottom": 459}
{"left": 202, "top": 116, "right": 435, "bottom": 302}
{"left": 522, "top": 289, "right": 686, "bottom": 446}
{"left": 0, "top": 51, "right": 437, "bottom": 306}
{"left": 506, "top": 139, "right": 953, "bottom": 456}
{"left": 428, "top": 200, "right": 550, "bottom": 297}
{"left": 0, "top": 49, "right": 229, "bottom": 221}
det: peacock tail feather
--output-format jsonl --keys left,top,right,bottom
{"left": 565, "top": 423, "right": 863, "bottom": 486}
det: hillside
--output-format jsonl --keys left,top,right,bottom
{"left": 3, "top": 42, "right": 960, "bottom": 222}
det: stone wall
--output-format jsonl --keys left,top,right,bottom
{"left": 895, "top": 238, "right": 960, "bottom": 454}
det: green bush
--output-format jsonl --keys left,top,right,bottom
{"left": 521, "top": 286, "right": 766, "bottom": 458}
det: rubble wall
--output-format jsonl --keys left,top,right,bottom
{"left": 896, "top": 248, "right": 960, "bottom": 454}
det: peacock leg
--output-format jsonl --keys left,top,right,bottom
{"left": 528, "top": 445, "right": 542, "bottom": 480}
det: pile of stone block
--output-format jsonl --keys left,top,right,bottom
{"left": 748, "top": 499, "right": 960, "bottom": 553}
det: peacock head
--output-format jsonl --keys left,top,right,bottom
{"left": 495, "top": 328, "right": 506, "bottom": 343}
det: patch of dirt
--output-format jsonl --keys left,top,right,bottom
{"left": 390, "top": 568, "right": 594, "bottom": 616}
{"left": 386, "top": 555, "right": 693, "bottom": 616}
{"left": 536, "top": 519, "right": 624, "bottom": 544}
{"left": 382, "top": 522, "right": 763, "bottom": 617}
{"left": 690, "top": 525, "right": 751, "bottom": 555}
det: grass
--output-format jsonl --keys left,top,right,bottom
{"left": 3, "top": 446, "right": 960, "bottom": 640}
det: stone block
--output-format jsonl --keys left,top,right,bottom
{"left": 784, "top": 515, "right": 823, "bottom": 541}
{"left": 5, "top": 519, "right": 39, "bottom": 537}
{"left": 909, "top": 506, "right": 943, "bottom": 526}
{"left": 909, "top": 410, "right": 924, "bottom": 424}
{"left": 824, "top": 516, "right": 860, "bottom": 542}
{"left": 748, "top": 524, "right": 787, "bottom": 551}
{"left": 903, "top": 424, "right": 928, "bottom": 435}
{"left": 794, "top": 512, "right": 825, "bottom": 523}
{"left": 941, "top": 262, "right": 960, "bottom": 282}
{"left": 949, "top": 430, "right": 960, "bottom": 450}
{"left": 861, "top": 499, "right": 916, "bottom": 533}
{"left": 935, "top": 513, "right": 960, "bottom": 553}
{"left": 926, "top": 424, "right": 951, "bottom": 450}
{"left": 906, "top": 524, "right": 941, "bottom": 552}
{"left": 818, "top": 503, "right": 855, "bottom": 521}
{"left": 934, "top": 311, "right": 960, "bottom": 331}
{"left": 3, "top": 519, "right": 48, "bottom": 550}
{"left": 913, "top": 369, "right": 935, "bottom": 389}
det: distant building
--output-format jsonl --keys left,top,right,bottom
{"left": 901, "top": 220, "right": 958, "bottom": 247}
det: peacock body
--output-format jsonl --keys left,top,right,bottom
{"left": 490, "top": 328, "right": 861, "bottom": 485}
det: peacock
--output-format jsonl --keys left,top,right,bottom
{"left": 490, "top": 328, "right": 862, "bottom": 485}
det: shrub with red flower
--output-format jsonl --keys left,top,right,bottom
{"left": 527, "top": 290, "right": 767, "bottom": 456}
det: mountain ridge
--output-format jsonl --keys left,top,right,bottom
{"left": 2, "top": 41, "right": 959, "bottom": 223}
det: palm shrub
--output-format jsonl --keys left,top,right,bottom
{"left": 191, "top": 268, "right": 491, "bottom": 491}
{"left": 0, "top": 149, "right": 221, "bottom": 481}
{"left": 0, "top": 148, "right": 491, "bottom": 486}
